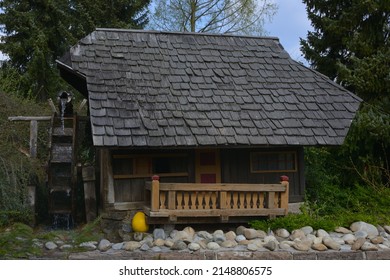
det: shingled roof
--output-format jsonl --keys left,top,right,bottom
{"left": 57, "top": 28, "right": 361, "bottom": 148}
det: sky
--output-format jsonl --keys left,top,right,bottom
{"left": 0, "top": 0, "right": 313, "bottom": 63}
{"left": 264, "top": 0, "right": 313, "bottom": 64}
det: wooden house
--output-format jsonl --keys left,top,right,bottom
{"left": 57, "top": 29, "right": 361, "bottom": 224}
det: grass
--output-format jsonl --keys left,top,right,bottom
{"left": 0, "top": 217, "right": 104, "bottom": 259}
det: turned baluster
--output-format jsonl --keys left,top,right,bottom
{"left": 176, "top": 191, "right": 183, "bottom": 210}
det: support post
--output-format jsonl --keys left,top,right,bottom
{"left": 280, "top": 175, "right": 289, "bottom": 214}
{"left": 29, "top": 120, "right": 38, "bottom": 158}
{"left": 82, "top": 166, "right": 97, "bottom": 222}
{"left": 151, "top": 175, "right": 160, "bottom": 212}
{"left": 27, "top": 185, "right": 36, "bottom": 226}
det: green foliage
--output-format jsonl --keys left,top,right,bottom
{"left": 250, "top": 143, "right": 390, "bottom": 232}
{"left": 72, "top": 216, "right": 104, "bottom": 244}
{"left": 0, "top": 223, "right": 42, "bottom": 259}
{"left": 301, "top": 0, "right": 390, "bottom": 188}
{"left": 249, "top": 213, "right": 337, "bottom": 232}
{"left": 0, "top": 91, "right": 50, "bottom": 226}
{"left": 250, "top": 183, "right": 390, "bottom": 232}
{"left": 301, "top": 0, "right": 390, "bottom": 96}
{"left": 0, "top": 0, "right": 150, "bottom": 100}
{"left": 148, "top": 0, "right": 277, "bottom": 35}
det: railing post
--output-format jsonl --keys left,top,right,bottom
{"left": 151, "top": 175, "right": 160, "bottom": 211}
{"left": 280, "top": 175, "right": 289, "bottom": 214}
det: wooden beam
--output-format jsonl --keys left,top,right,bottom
{"left": 8, "top": 116, "right": 52, "bottom": 121}
{"left": 29, "top": 120, "right": 38, "bottom": 158}
{"left": 159, "top": 183, "right": 285, "bottom": 192}
{"left": 151, "top": 175, "right": 160, "bottom": 211}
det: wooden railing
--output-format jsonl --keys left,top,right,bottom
{"left": 144, "top": 175, "right": 289, "bottom": 222}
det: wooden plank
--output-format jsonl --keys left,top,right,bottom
{"left": 148, "top": 208, "right": 286, "bottom": 218}
{"left": 280, "top": 181, "right": 289, "bottom": 212}
{"left": 168, "top": 191, "right": 176, "bottom": 210}
{"left": 159, "top": 183, "right": 286, "bottom": 192}
{"left": 112, "top": 201, "right": 145, "bottom": 210}
{"left": 267, "top": 192, "right": 275, "bottom": 209}
{"left": 8, "top": 116, "right": 52, "bottom": 121}
{"left": 151, "top": 178, "right": 160, "bottom": 211}
{"left": 30, "top": 120, "right": 38, "bottom": 158}
{"left": 82, "top": 166, "right": 97, "bottom": 222}
{"left": 113, "top": 172, "right": 188, "bottom": 179}
{"left": 220, "top": 191, "right": 227, "bottom": 209}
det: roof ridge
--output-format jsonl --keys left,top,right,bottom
{"left": 95, "top": 28, "right": 280, "bottom": 41}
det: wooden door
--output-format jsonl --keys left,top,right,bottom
{"left": 195, "top": 149, "right": 221, "bottom": 183}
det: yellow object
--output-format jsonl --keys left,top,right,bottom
{"left": 131, "top": 212, "right": 149, "bottom": 232}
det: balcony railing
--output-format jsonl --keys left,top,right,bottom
{"left": 144, "top": 175, "right": 289, "bottom": 222}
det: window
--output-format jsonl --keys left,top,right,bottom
{"left": 152, "top": 156, "right": 188, "bottom": 174}
{"left": 251, "top": 151, "right": 297, "bottom": 173}
{"left": 112, "top": 153, "right": 188, "bottom": 178}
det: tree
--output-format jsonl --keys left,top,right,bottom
{"left": 0, "top": 0, "right": 150, "bottom": 101}
{"left": 300, "top": 0, "right": 390, "bottom": 103}
{"left": 147, "top": 0, "right": 277, "bottom": 35}
{"left": 300, "top": 0, "right": 390, "bottom": 188}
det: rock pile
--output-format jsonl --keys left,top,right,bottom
{"left": 44, "top": 221, "right": 390, "bottom": 255}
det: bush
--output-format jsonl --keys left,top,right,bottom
{"left": 0, "top": 91, "right": 50, "bottom": 226}
{"left": 250, "top": 145, "right": 390, "bottom": 232}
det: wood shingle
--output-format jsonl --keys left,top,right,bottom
{"left": 57, "top": 28, "right": 361, "bottom": 148}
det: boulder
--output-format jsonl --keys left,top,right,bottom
{"left": 197, "top": 231, "right": 213, "bottom": 240}
{"left": 275, "top": 228, "right": 290, "bottom": 239}
{"left": 316, "top": 229, "right": 330, "bottom": 238}
{"left": 323, "top": 236, "right": 341, "bottom": 250}
{"left": 235, "top": 234, "right": 246, "bottom": 242}
{"left": 335, "top": 226, "right": 352, "bottom": 234}
{"left": 188, "top": 242, "right": 201, "bottom": 251}
{"left": 351, "top": 238, "right": 366, "bottom": 251}
{"left": 243, "top": 228, "right": 266, "bottom": 240}
{"left": 221, "top": 240, "right": 237, "bottom": 248}
{"left": 292, "top": 241, "right": 311, "bottom": 251}
{"left": 264, "top": 241, "right": 277, "bottom": 251}
{"left": 343, "top": 234, "right": 356, "bottom": 245}
{"left": 98, "top": 239, "right": 111, "bottom": 251}
{"left": 171, "top": 240, "right": 187, "bottom": 250}
{"left": 350, "top": 221, "right": 379, "bottom": 237}
{"left": 79, "top": 241, "right": 97, "bottom": 251}
{"left": 123, "top": 241, "right": 141, "bottom": 251}
{"left": 153, "top": 228, "right": 166, "bottom": 240}
{"left": 312, "top": 243, "right": 328, "bottom": 251}
{"left": 290, "top": 229, "right": 306, "bottom": 240}
{"left": 45, "top": 241, "right": 58, "bottom": 250}
{"left": 225, "top": 231, "right": 237, "bottom": 241}
{"left": 153, "top": 238, "right": 165, "bottom": 247}
{"left": 301, "top": 226, "right": 314, "bottom": 235}
{"left": 207, "top": 242, "right": 220, "bottom": 250}
{"left": 112, "top": 242, "right": 124, "bottom": 250}
{"left": 247, "top": 243, "right": 259, "bottom": 251}
{"left": 370, "top": 236, "right": 384, "bottom": 244}
{"left": 236, "top": 226, "right": 247, "bottom": 236}
{"left": 213, "top": 230, "right": 226, "bottom": 243}
{"left": 361, "top": 242, "right": 378, "bottom": 251}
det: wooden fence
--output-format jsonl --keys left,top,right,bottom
{"left": 144, "top": 175, "right": 289, "bottom": 222}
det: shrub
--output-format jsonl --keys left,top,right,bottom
{"left": 0, "top": 91, "right": 50, "bottom": 226}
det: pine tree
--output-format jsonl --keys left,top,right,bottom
{"left": 301, "top": 0, "right": 390, "bottom": 188}
{"left": 301, "top": 0, "right": 390, "bottom": 103}
{"left": 0, "top": 0, "right": 150, "bottom": 101}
